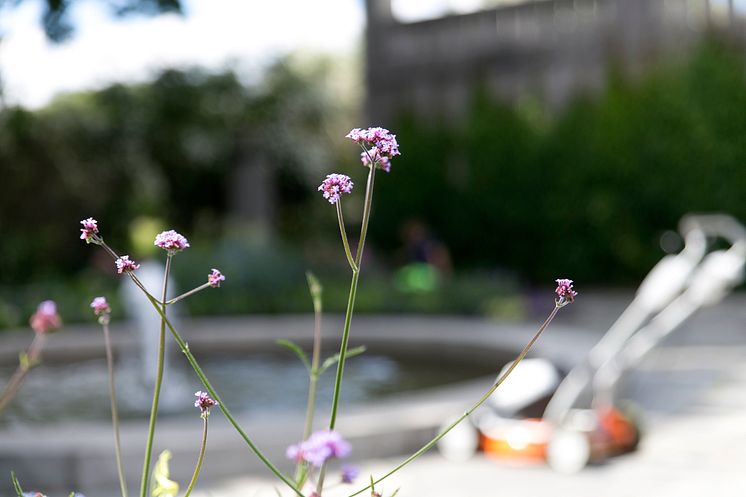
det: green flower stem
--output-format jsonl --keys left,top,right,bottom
{"left": 294, "top": 274, "right": 324, "bottom": 486}
{"left": 303, "top": 274, "right": 324, "bottom": 440}
{"left": 165, "top": 282, "right": 211, "bottom": 306}
{"left": 183, "top": 416, "right": 209, "bottom": 497}
{"left": 354, "top": 164, "right": 376, "bottom": 268}
{"left": 346, "top": 304, "right": 562, "bottom": 497}
{"left": 102, "top": 319, "right": 128, "bottom": 497}
{"left": 136, "top": 286, "right": 304, "bottom": 497}
{"left": 318, "top": 164, "right": 377, "bottom": 496}
{"left": 95, "top": 242, "right": 298, "bottom": 494}
{"left": 329, "top": 164, "right": 376, "bottom": 431}
{"left": 0, "top": 334, "right": 46, "bottom": 415}
{"left": 139, "top": 254, "right": 172, "bottom": 497}
{"left": 336, "top": 201, "right": 357, "bottom": 271}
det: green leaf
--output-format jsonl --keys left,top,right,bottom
{"left": 305, "top": 271, "right": 323, "bottom": 299}
{"left": 318, "top": 346, "right": 366, "bottom": 375}
{"left": 68, "top": 492, "right": 76, "bottom": 497}
{"left": 390, "top": 488, "right": 401, "bottom": 497}
{"left": 152, "top": 450, "right": 179, "bottom": 497}
{"left": 306, "top": 271, "right": 323, "bottom": 313}
{"left": 10, "top": 471, "right": 24, "bottom": 497}
{"left": 276, "top": 339, "right": 310, "bottom": 372}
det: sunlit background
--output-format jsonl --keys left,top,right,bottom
{"left": 2, "top": 1, "right": 746, "bottom": 496}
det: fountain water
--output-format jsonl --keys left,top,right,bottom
{"left": 120, "top": 259, "right": 190, "bottom": 410}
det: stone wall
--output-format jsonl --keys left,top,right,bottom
{"left": 365, "top": 0, "right": 741, "bottom": 122}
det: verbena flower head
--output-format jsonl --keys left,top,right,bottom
{"left": 115, "top": 255, "right": 140, "bottom": 274}
{"left": 90, "top": 296, "right": 110, "bottom": 316}
{"left": 80, "top": 217, "right": 99, "bottom": 243}
{"left": 286, "top": 429, "right": 351, "bottom": 467}
{"left": 347, "top": 127, "right": 400, "bottom": 170}
{"left": 30, "top": 300, "right": 62, "bottom": 334}
{"left": 154, "top": 230, "right": 190, "bottom": 254}
{"left": 194, "top": 391, "right": 218, "bottom": 417}
{"left": 341, "top": 464, "right": 360, "bottom": 484}
{"left": 208, "top": 268, "right": 225, "bottom": 288}
{"left": 318, "top": 174, "right": 353, "bottom": 204}
{"left": 555, "top": 278, "right": 577, "bottom": 306}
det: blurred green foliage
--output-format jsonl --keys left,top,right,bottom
{"left": 3, "top": 39, "right": 746, "bottom": 328}
{"left": 374, "top": 39, "right": 746, "bottom": 284}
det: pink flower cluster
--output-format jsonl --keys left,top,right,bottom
{"left": 194, "top": 391, "right": 219, "bottom": 414}
{"left": 80, "top": 217, "right": 99, "bottom": 243}
{"left": 318, "top": 174, "right": 354, "bottom": 204}
{"left": 30, "top": 300, "right": 62, "bottom": 334}
{"left": 346, "top": 127, "right": 400, "bottom": 172}
{"left": 555, "top": 278, "right": 577, "bottom": 305}
{"left": 286, "top": 429, "right": 351, "bottom": 467}
{"left": 154, "top": 230, "right": 190, "bottom": 253}
{"left": 115, "top": 256, "right": 140, "bottom": 274}
{"left": 208, "top": 268, "right": 225, "bottom": 288}
{"left": 90, "top": 296, "right": 111, "bottom": 316}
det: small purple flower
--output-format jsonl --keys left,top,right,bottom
{"left": 90, "top": 296, "right": 110, "bottom": 316}
{"left": 30, "top": 300, "right": 62, "bottom": 334}
{"left": 154, "top": 230, "right": 190, "bottom": 254}
{"left": 346, "top": 127, "right": 400, "bottom": 170}
{"left": 286, "top": 429, "right": 352, "bottom": 467}
{"left": 115, "top": 256, "right": 140, "bottom": 274}
{"left": 208, "top": 268, "right": 225, "bottom": 288}
{"left": 80, "top": 217, "right": 99, "bottom": 243}
{"left": 194, "top": 391, "right": 218, "bottom": 415}
{"left": 555, "top": 278, "right": 577, "bottom": 305}
{"left": 318, "top": 174, "right": 354, "bottom": 204}
{"left": 340, "top": 464, "right": 360, "bottom": 484}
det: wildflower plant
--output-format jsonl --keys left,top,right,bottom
{"left": 8, "top": 126, "right": 576, "bottom": 497}
{"left": 0, "top": 301, "right": 62, "bottom": 415}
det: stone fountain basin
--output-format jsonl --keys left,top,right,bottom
{"left": 0, "top": 315, "right": 590, "bottom": 496}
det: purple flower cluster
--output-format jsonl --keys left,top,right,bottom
{"left": 555, "top": 278, "right": 577, "bottom": 305}
{"left": 346, "top": 127, "right": 400, "bottom": 172}
{"left": 208, "top": 268, "right": 225, "bottom": 288}
{"left": 286, "top": 429, "right": 351, "bottom": 467}
{"left": 194, "top": 391, "right": 219, "bottom": 414}
{"left": 80, "top": 217, "right": 99, "bottom": 243}
{"left": 154, "top": 230, "right": 190, "bottom": 253}
{"left": 30, "top": 300, "right": 62, "bottom": 334}
{"left": 340, "top": 463, "right": 359, "bottom": 484}
{"left": 90, "top": 297, "right": 110, "bottom": 316}
{"left": 115, "top": 256, "right": 140, "bottom": 274}
{"left": 318, "top": 174, "right": 354, "bottom": 205}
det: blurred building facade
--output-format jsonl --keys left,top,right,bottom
{"left": 365, "top": 0, "right": 740, "bottom": 122}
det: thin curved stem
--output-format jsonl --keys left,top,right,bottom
{"left": 346, "top": 305, "right": 561, "bottom": 497}
{"left": 92, "top": 236, "right": 302, "bottom": 497}
{"left": 140, "top": 291, "right": 304, "bottom": 497}
{"left": 103, "top": 320, "right": 128, "bottom": 497}
{"left": 318, "top": 164, "right": 377, "bottom": 496}
{"left": 166, "top": 282, "right": 211, "bottom": 305}
{"left": 0, "top": 334, "right": 46, "bottom": 415}
{"left": 336, "top": 201, "right": 357, "bottom": 272}
{"left": 303, "top": 276, "right": 324, "bottom": 439}
{"left": 354, "top": 165, "right": 376, "bottom": 268}
{"left": 295, "top": 276, "right": 324, "bottom": 485}
{"left": 139, "top": 254, "right": 171, "bottom": 497}
{"left": 183, "top": 416, "right": 209, "bottom": 497}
